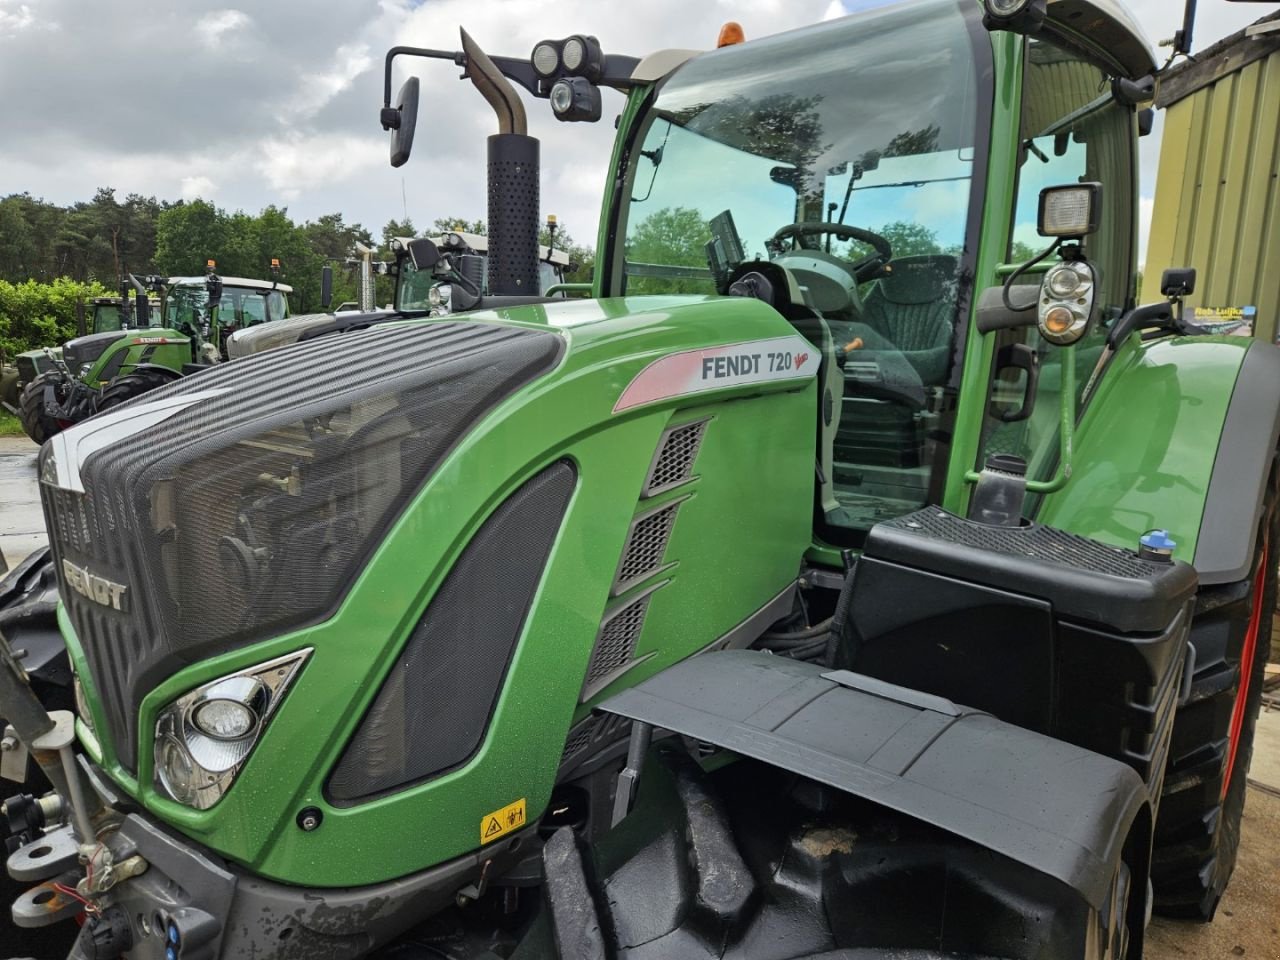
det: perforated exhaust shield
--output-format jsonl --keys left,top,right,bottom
{"left": 39, "top": 321, "right": 563, "bottom": 770}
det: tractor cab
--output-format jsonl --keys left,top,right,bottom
{"left": 600, "top": 0, "right": 1148, "bottom": 547}
{"left": 392, "top": 228, "right": 574, "bottom": 313}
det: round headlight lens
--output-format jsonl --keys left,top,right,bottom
{"left": 192, "top": 699, "right": 256, "bottom": 741}
{"left": 550, "top": 80, "right": 574, "bottom": 116}
{"left": 562, "top": 37, "right": 585, "bottom": 72}
{"left": 1046, "top": 266, "right": 1082, "bottom": 298}
{"left": 158, "top": 736, "right": 197, "bottom": 802}
{"left": 532, "top": 42, "right": 559, "bottom": 77}
{"left": 1042, "top": 305, "right": 1076, "bottom": 336}
{"left": 428, "top": 284, "right": 452, "bottom": 308}
{"left": 986, "top": 0, "right": 1028, "bottom": 14}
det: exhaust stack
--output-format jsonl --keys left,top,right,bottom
{"left": 461, "top": 28, "right": 541, "bottom": 297}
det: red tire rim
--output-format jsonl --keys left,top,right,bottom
{"left": 1222, "top": 539, "right": 1268, "bottom": 798}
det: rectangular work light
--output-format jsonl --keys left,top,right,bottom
{"left": 1038, "top": 183, "right": 1102, "bottom": 239}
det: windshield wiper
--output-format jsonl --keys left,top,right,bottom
{"left": 632, "top": 121, "right": 671, "bottom": 203}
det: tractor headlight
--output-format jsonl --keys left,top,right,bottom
{"left": 561, "top": 37, "right": 585, "bottom": 72}
{"left": 1038, "top": 261, "right": 1095, "bottom": 345}
{"left": 549, "top": 76, "right": 602, "bottom": 123}
{"left": 429, "top": 283, "right": 452, "bottom": 316}
{"left": 532, "top": 41, "right": 560, "bottom": 77}
{"left": 981, "top": 0, "right": 1046, "bottom": 32}
{"left": 154, "top": 649, "right": 308, "bottom": 809}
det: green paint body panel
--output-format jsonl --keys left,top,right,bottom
{"left": 1037, "top": 334, "right": 1249, "bottom": 563}
{"left": 69, "top": 296, "right": 815, "bottom": 885}
{"left": 58, "top": 3, "right": 1278, "bottom": 907}
{"left": 81, "top": 328, "right": 193, "bottom": 385}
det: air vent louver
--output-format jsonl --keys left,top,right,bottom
{"left": 582, "top": 592, "right": 654, "bottom": 700}
{"left": 614, "top": 501, "right": 681, "bottom": 595}
{"left": 643, "top": 419, "right": 708, "bottom": 497}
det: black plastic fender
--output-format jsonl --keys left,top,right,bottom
{"left": 1194, "top": 340, "right": 1280, "bottom": 584}
{"left": 599, "top": 649, "right": 1150, "bottom": 914}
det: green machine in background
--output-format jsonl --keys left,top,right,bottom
{"left": 2, "top": 1, "right": 1277, "bottom": 958}
{"left": 16, "top": 265, "right": 291, "bottom": 443}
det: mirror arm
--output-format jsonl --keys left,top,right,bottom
{"left": 966, "top": 344, "right": 1076, "bottom": 495}
{"left": 381, "top": 45, "right": 468, "bottom": 117}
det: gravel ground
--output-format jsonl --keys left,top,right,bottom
{"left": 0, "top": 434, "right": 42, "bottom": 572}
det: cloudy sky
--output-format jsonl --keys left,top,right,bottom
{"left": 0, "top": 0, "right": 1267, "bottom": 267}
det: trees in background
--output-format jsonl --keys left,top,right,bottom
{"left": 0, "top": 190, "right": 605, "bottom": 358}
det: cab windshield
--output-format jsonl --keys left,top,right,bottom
{"left": 92, "top": 303, "right": 123, "bottom": 333}
{"left": 613, "top": 0, "right": 985, "bottom": 541}
{"left": 166, "top": 286, "right": 288, "bottom": 335}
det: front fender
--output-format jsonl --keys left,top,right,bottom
{"left": 1039, "top": 336, "right": 1280, "bottom": 583}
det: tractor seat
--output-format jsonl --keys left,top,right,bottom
{"left": 860, "top": 255, "right": 959, "bottom": 385}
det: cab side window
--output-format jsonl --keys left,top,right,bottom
{"left": 980, "top": 37, "right": 1137, "bottom": 485}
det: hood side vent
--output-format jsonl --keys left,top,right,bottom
{"left": 612, "top": 499, "right": 684, "bottom": 597}
{"left": 642, "top": 418, "right": 708, "bottom": 498}
{"left": 581, "top": 586, "right": 662, "bottom": 702}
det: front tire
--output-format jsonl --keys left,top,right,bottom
{"left": 1152, "top": 467, "right": 1278, "bottom": 919}
{"left": 17, "top": 372, "right": 68, "bottom": 444}
{"left": 95, "top": 367, "right": 182, "bottom": 412}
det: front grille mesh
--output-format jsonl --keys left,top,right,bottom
{"left": 43, "top": 321, "right": 563, "bottom": 771}
{"left": 644, "top": 419, "right": 707, "bottom": 496}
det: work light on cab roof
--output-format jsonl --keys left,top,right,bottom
{"left": 982, "top": 0, "right": 1047, "bottom": 32}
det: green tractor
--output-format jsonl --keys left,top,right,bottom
{"left": 3, "top": 1, "right": 1278, "bottom": 958}
{"left": 17, "top": 266, "right": 292, "bottom": 444}
{"left": 4, "top": 295, "right": 157, "bottom": 419}
{"left": 225, "top": 227, "right": 574, "bottom": 358}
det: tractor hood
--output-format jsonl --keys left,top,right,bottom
{"left": 62, "top": 331, "right": 128, "bottom": 372}
{"left": 45, "top": 293, "right": 814, "bottom": 865}
{"left": 41, "top": 320, "right": 565, "bottom": 771}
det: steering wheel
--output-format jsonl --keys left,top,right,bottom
{"left": 770, "top": 222, "right": 893, "bottom": 283}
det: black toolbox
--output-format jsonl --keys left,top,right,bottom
{"left": 837, "top": 508, "right": 1199, "bottom": 799}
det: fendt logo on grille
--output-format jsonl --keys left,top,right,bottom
{"left": 62, "top": 559, "right": 128, "bottom": 612}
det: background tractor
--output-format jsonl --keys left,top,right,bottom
{"left": 2, "top": 1, "right": 1278, "bottom": 959}
{"left": 225, "top": 226, "right": 572, "bottom": 357}
{"left": 4, "top": 294, "right": 159, "bottom": 417}
{"left": 16, "top": 265, "right": 291, "bottom": 443}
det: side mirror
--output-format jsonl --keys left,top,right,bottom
{"left": 320, "top": 265, "right": 334, "bottom": 310}
{"left": 406, "top": 238, "right": 441, "bottom": 271}
{"left": 1161, "top": 267, "right": 1196, "bottom": 299}
{"left": 384, "top": 77, "right": 420, "bottom": 169}
{"left": 75, "top": 301, "right": 87, "bottom": 337}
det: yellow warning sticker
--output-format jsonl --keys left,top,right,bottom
{"left": 480, "top": 798, "right": 527, "bottom": 844}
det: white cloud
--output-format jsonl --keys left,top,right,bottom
{"left": 195, "top": 8, "right": 249, "bottom": 48}
{"left": 0, "top": 2, "right": 33, "bottom": 34}
{"left": 0, "top": 0, "right": 1271, "bottom": 254}
{"left": 0, "top": 1, "right": 55, "bottom": 37}
{"left": 180, "top": 175, "right": 216, "bottom": 201}
{"left": 292, "top": 42, "right": 375, "bottom": 118}
{"left": 256, "top": 134, "right": 385, "bottom": 200}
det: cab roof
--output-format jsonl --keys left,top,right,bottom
{"left": 394, "top": 233, "right": 573, "bottom": 268}
{"left": 168, "top": 276, "right": 294, "bottom": 293}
